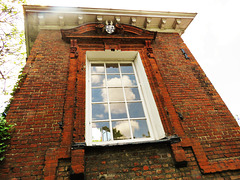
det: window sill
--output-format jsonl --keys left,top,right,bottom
{"left": 72, "top": 135, "right": 180, "bottom": 150}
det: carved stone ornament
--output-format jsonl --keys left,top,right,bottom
{"left": 61, "top": 23, "right": 157, "bottom": 43}
{"left": 105, "top": 20, "right": 115, "bottom": 34}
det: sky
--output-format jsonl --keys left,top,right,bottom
{"left": 3, "top": 0, "right": 240, "bottom": 123}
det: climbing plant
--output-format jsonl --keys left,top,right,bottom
{"left": 0, "top": 115, "right": 13, "bottom": 161}
{"left": 0, "top": 0, "right": 26, "bottom": 112}
{"left": 0, "top": 68, "right": 26, "bottom": 161}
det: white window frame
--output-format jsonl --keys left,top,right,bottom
{"left": 85, "top": 51, "right": 165, "bottom": 146}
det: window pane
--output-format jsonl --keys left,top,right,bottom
{"left": 122, "top": 75, "right": 137, "bottom": 86}
{"left": 91, "top": 75, "right": 105, "bottom": 87}
{"left": 120, "top": 63, "right": 133, "bottom": 73}
{"left": 106, "top": 63, "right": 119, "bottom": 73}
{"left": 88, "top": 61, "right": 157, "bottom": 144}
{"left": 107, "top": 74, "right": 121, "bottom": 87}
{"left": 92, "top": 88, "right": 106, "bottom": 102}
{"left": 128, "top": 102, "right": 145, "bottom": 118}
{"left": 110, "top": 103, "right": 127, "bottom": 119}
{"left": 92, "top": 122, "right": 111, "bottom": 142}
{"left": 131, "top": 120, "right": 150, "bottom": 139}
{"left": 92, "top": 104, "right": 109, "bottom": 120}
{"left": 108, "top": 88, "right": 124, "bottom": 101}
{"left": 91, "top": 64, "right": 104, "bottom": 74}
{"left": 112, "top": 121, "right": 131, "bottom": 140}
{"left": 125, "top": 87, "right": 140, "bottom": 101}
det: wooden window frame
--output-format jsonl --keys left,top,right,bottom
{"left": 85, "top": 51, "right": 165, "bottom": 146}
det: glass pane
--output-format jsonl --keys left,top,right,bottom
{"left": 120, "top": 63, "right": 134, "bottom": 73}
{"left": 92, "top": 88, "right": 107, "bottom": 102}
{"left": 112, "top": 121, "right": 131, "bottom": 140}
{"left": 91, "top": 75, "right": 105, "bottom": 87}
{"left": 92, "top": 122, "right": 111, "bottom": 142}
{"left": 107, "top": 74, "right": 121, "bottom": 87}
{"left": 131, "top": 120, "right": 150, "bottom": 139}
{"left": 128, "top": 102, "right": 145, "bottom": 118}
{"left": 106, "top": 63, "right": 119, "bottom": 73}
{"left": 108, "top": 88, "right": 124, "bottom": 101}
{"left": 122, "top": 75, "right": 137, "bottom": 86}
{"left": 125, "top": 88, "right": 140, "bottom": 101}
{"left": 91, "top": 64, "right": 104, "bottom": 74}
{"left": 110, "top": 103, "right": 127, "bottom": 119}
{"left": 92, "top": 104, "right": 109, "bottom": 120}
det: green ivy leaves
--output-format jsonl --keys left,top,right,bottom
{"left": 0, "top": 115, "right": 14, "bottom": 161}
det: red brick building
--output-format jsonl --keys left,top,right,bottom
{"left": 1, "top": 5, "right": 240, "bottom": 179}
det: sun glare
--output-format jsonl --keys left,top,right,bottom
{"left": 27, "top": 0, "right": 80, "bottom": 6}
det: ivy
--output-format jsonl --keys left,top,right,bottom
{"left": 0, "top": 68, "right": 26, "bottom": 161}
{"left": 0, "top": 115, "right": 13, "bottom": 161}
{"left": 0, "top": 0, "right": 27, "bottom": 162}
{"left": 10, "top": 69, "right": 27, "bottom": 96}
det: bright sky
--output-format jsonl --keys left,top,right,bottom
{"left": 20, "top": 0, "right": 240, "bottom": 122}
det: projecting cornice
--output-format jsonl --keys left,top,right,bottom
{"left": 23, "top": 5, "right": 197, "bottom": 56}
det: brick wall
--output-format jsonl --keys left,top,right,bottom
{"left": 152, "top": 33, "right": 240, "bottom": 161}
{"left": 0, "top": 30, "right": 70, "bottom": 179}
{"left": 85, "top": 143, "right": 240, "bottom": 180}
{"left": 1, "top": 26, "right": 240, "bottom": 179}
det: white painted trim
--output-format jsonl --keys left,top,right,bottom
{"left": 85, "top": 51, "right": 166, "bottom": 146}
{"left": 135, "top": 53, "right": 165, "bottom": 140}
{"left": 24, "top": 6, "right": 197, "bottom": 19}
{"left": 85, "top": 57, "right": 92, "bottom": 146}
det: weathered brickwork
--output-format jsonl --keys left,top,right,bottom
{"left": 0, "top": 30, "right": 70, "bottom": 179}
{"left": 85, "top": 143, "right": 240, "bottom": 179}
{"left": 1, "top": 24, "right": 240, "bottom": 179}
{"left": 152, "top": 33, "right": 240, "bottom": 161}
{"left": 56, "top": 158, "right": 71, "bottom": 179}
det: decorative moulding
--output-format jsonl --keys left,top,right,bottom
{"left": 23, "top": 5, "right": 197, "bottom": 56}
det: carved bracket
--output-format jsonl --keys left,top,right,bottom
{"left": 145, "top": 40, "right": 154, "bottom": 58}
{"left": 70, "top": 39, "right": 79, "bottom": 58}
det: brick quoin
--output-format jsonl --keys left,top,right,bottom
{"left": 1, "top": 6, "right": 240, "bottom": 180}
